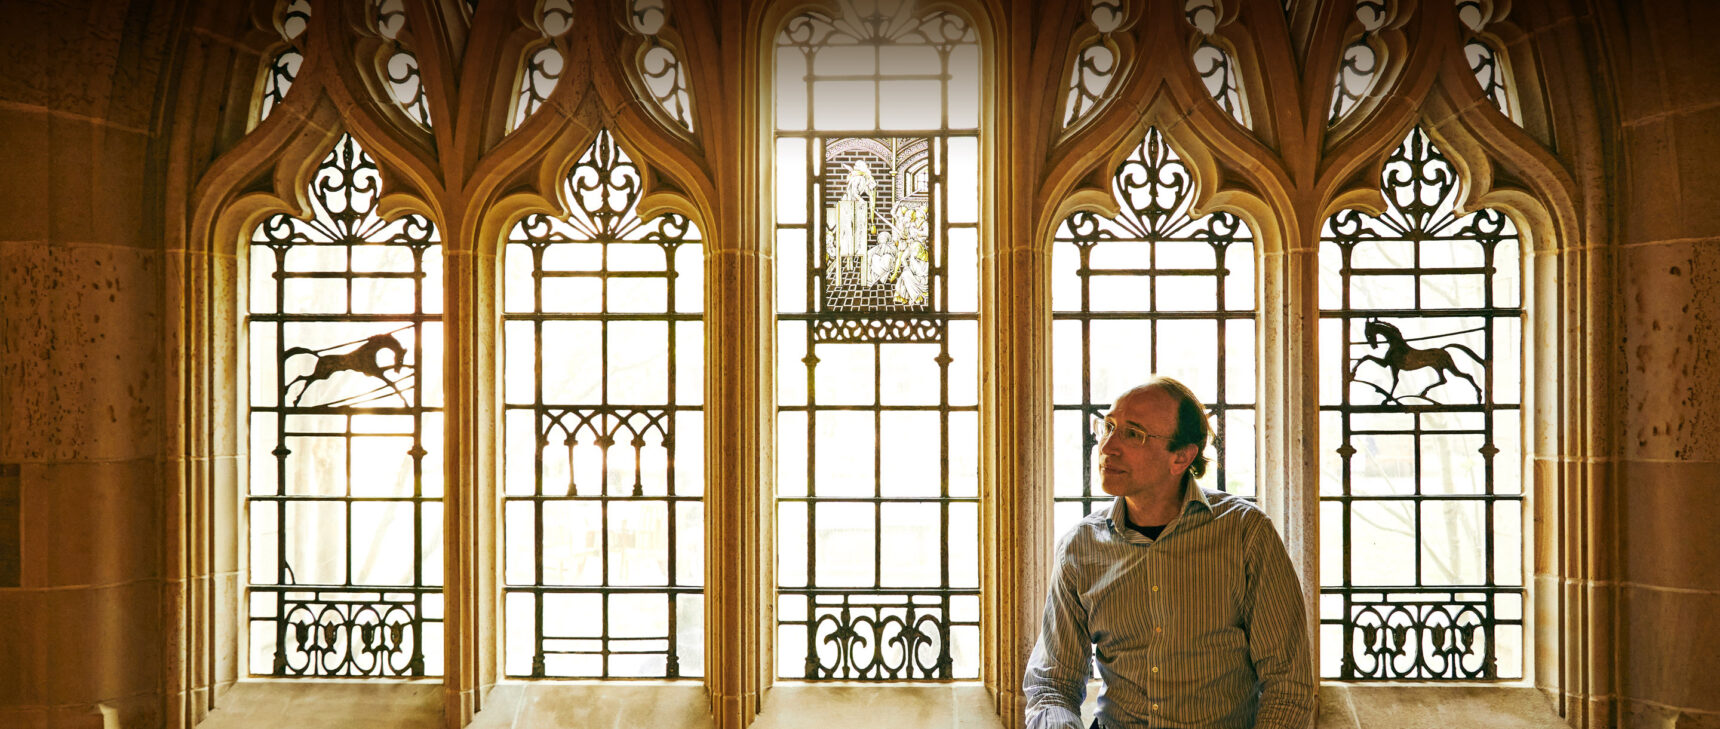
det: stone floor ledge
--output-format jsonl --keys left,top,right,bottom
{"left": 1316, "top": 685, "right": 1570, "bottom": 729}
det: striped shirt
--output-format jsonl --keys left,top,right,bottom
{"left": 1023, "top": 483, "right": 1316, "bottom": 729}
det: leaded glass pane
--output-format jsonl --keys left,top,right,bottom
{"left": 1063, "top": 1, "right": 1125, "bottom": 129}
{"left": 1330, "top": 0, "right": 1388, "bottom": 124}
{"left": 258, "top": 0, "right": 309, "bottom": 123}
{"left": 774, "top": 1, "right": 980, "bottom": 681}
{"left": 502, "top": 130, "right": 704, "bottom": 679}
{"left": 247, "top": 133, "right": 443, "bottom": 677}
{"left": 1318, "top": 127, "right": 1524, "bottom": 680}
{"left": 1051, "top": 128, "right": 1257, "bottom": 539}
{"left": 376, "top": 0, "right": 431, "bottom": 127}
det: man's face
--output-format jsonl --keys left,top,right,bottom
{"left": 1096, "top": 387, "right": 1196, "bottom": 500}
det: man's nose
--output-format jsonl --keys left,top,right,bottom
{"left": 1097, "top": 431, "right": 1121, "bottom": 455}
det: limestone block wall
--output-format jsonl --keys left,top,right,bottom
{"left": 0, "top": 0, "right": 175, "bottom": 727}
{"left": 1605, "top": 1, "right": 1720, "bottom": 727}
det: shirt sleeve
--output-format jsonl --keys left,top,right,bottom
{"left": 1241, "top": 514, "right": 1318, "bottom": 729}
{"left": 1022, "top": 537, "right": 1091, "bottom": 729}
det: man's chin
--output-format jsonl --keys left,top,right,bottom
{"left": 1097, "top": 476, "right": 1128, "bottom": 497}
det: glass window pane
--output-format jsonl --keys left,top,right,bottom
{"left": 501, "top": 130, "right": 703, "bottom": 678}
{"left": 1318, "top": 127, "right": 1525, "bottom": 680}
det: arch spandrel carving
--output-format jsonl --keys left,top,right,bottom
{"left": 1317, "top": 0, "right": 1458, "bottom": 186}
{"left": 1418, "top": 83, "right": 1578, "bottom": 254}
{"left": 1041, "top": 86, "right": 1292, "bottom": 257}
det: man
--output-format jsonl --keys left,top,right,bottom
{"left": 1023, "top": 377, "right": 1315, "bottom": 729}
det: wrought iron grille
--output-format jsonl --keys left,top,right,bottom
{"left": 1463, "top": 39, "right": 1511, "bottom": 117}
{"left": 774, "top": 3, "right": 981, "bottom": 681}
{"left": 1064, "top": 42, "right": 1117, "bottom": 128}
{"left": 510, "top": 0, "right": 572, "bottom": 132}
{"left": 247, "top": 133, "right": 444, "bottom": 677}
{"left": 1318, "top": 126, "right": 1524, "bottom": 680}
{"left": 1051, "top": 127, "right": 1257, "bottom": 537}
{"left": 1062, "top": 1, "right": 1124, "bottom": 129}
{"left": 502, "top": 129, "right": 704, "bottom": 679}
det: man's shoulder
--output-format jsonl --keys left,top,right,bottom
{"left": 1199, "top": 488, "right": 1271, "bottom": 528}
{"left": 1053, "top": 508, "right": 1113, "bottom": 551}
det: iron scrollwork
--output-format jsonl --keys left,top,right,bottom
{"left": 1341, "top": 594, "right": 1501, "bottom": 679}
{"left": 270, "top": 591, "right": 426, "bottom": 677}
{"left": 803, "top": 596, "right": 953, "bottom": 680}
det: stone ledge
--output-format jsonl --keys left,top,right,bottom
{"left": 196, "top": 680, "right": 441, "bottom": 729}
{"left": 189, "top": 680, "right": 1577, "bottom": 728}
{"left": 1317, "top": 685, "right": 1569, "bottom": 729}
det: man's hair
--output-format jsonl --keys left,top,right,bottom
{"left": 1138, "top": 376, "right": 1214, "bottom": 480}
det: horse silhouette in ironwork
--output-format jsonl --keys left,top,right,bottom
{"left": 1350, "top": 318, "right": 1484, "bottom": 404}
{"left": 283, "top": 332, "right": 413, "bottom": 407}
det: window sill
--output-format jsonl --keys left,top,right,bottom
{"left": 199, "top": 680, "right": 441, "bottom": 729}
{"left": 194, "top": 679, "right": 1567, "bottom": 729}
{"left": 1316, "top": 684, "right": 1566, "bottom": 729}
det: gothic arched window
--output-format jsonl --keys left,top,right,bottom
{"left": 773, "top": 0, "right": 984, "bottom": 681}
{"left": 247, "top": 132, "right": 446, "bottom": 678}
{"left": 500, "top": 131, "right": 706, "bottom": 679}
{"left": 1318, "top": 127, "right": 1524, "bottom": 680}
{"left": 1051, "top": 128, "right": 1258, "bottom": 536}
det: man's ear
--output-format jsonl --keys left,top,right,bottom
{"left": 1171, "top": 443, "right": 1197, "bottom": 472}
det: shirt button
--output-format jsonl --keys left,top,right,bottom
{"left": 1154, "top": 626, "right": 1163, "bottom": 633}
{"left": 1152, "top": 703, "right": 1160, "bottom": 711}
{"left": 1151, "top": 585, "right": 1159, "bottom": 592}
{"left": 1152, "top": 666, "right": 1159, "bottom": 673}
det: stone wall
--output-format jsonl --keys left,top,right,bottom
{"left": 0, "top": 0, "right": 1716, "bottom": 728}
{"left": 0, "top": 0, "right": 176, "bottom": 727}
{"left": 1605, "top": 0, "right": 1720, "bottom": 727}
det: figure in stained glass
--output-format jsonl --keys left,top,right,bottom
{"left": 821, "top": 137, "right": 934, "bottom": 311}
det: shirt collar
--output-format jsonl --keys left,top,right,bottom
{"left": 1104, "top": 475, "right": 1210, "bottom": 533}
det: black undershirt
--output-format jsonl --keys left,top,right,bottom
{"left": 1130, "top": 522, "right": 1166, "bottom": 540}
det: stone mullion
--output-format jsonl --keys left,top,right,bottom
{"left": 985, "top": 9, "right": 1053, "bottom": 719}
{"left": 703, "top": 243, "right": 770, "bottom": 729}
{"left": 441, "top": 245, "right": 499, "bottom": 729}
{"left": 982, "top": 242, "right": 1054, "bottom": 729}
{"left": 1256, "top": 217, "right": 1323, "bottom": 662}
{"left": 164, "top": 243, "right": 225, "bottom": 729}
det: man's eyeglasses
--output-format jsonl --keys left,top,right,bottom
{"left": 1090, "top": 414, "right": 1175, "bottom": 448}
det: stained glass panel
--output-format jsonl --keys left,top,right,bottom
{"left": 1318, "top": 127, "right": 1524, "bottom": 680}
{"left": 247, "top": 134, "right": 443, "bottom": 677}
{"left": 502, "top": 130, "right": 704, "bottom": 679}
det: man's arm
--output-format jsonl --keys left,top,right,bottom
{"left": 1022, "top": 544, "right": 1091, "bottom": 729}
{"left": 1242, "top": 515, "right": 1318, "bottom": 729}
